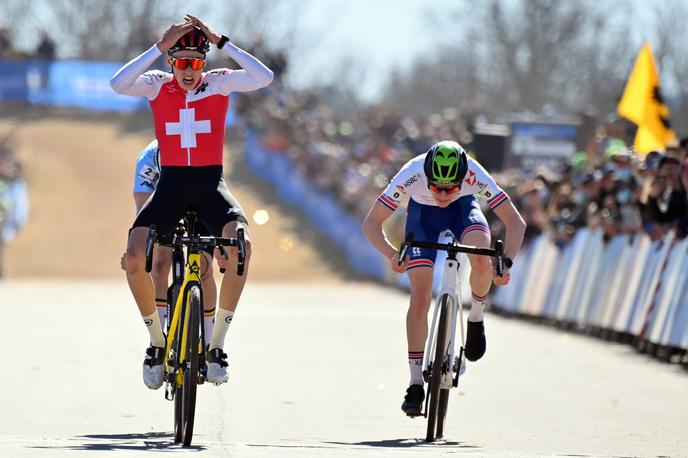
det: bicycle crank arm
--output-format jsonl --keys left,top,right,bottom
{"left": 453, "top": 347, "right": 466, "bottom": 387}
{"left": 164, "top": 382, "right": 175, "bottom": 401}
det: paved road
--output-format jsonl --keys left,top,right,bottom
{"left": 1, "top": 281, "right": 686, "bottom": 457}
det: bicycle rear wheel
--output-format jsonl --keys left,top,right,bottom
{"left": 426, "top": 294, "right": 451, "bottom": 442}
{"left": 181, "top": 286, "right": 201, "bottom": 446}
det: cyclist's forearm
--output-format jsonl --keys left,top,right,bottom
{"left": 110, "top": 45, "right": 161, "bottom": 96}
{"left": 220, "top": 42, "right": 274, "bottom": 89}
{"left": 362, "top": 221, "right": 396, "bottom": 259}
{"left": 503, "top": 219, "right": 526, "bottom": 261}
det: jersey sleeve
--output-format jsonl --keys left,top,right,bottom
{"left": 377, "top": 160, "right": 419, "bottom": 212}
{"left": 110, "top": 45, "right": 164, "bottom": 99}
{"left": 133, "top": 141, "right": 161, "bottom": 193}
{"left": 468, "top": 158, "right": 509, "bottom": 210}
{"left": 216, "top": 42, "right": 274, "bottom": 94}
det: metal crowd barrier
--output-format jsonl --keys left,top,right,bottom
{"left": 494, "top": 230, "right": 688, "bottom": 363}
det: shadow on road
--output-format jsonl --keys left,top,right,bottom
{"left": 28, "top": 432, "right": 206, "bottom": 452}
{"left": 325, "top": 438, "right": 480, "bottom": 449}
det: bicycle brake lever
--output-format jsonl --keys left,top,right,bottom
{"left": 494, "top": 239, "right": 504, "bottom": 278}
{"left": 236, "top": 228, "right": 246, "bottom": 276}
{"left": 145, "top": 225, "right": 157, "bottom": 273}
{"left": 398, "top": 232, "right": 414, "bottom": 266}
{"left": 218, "top": 245, "right": 228, "bottom": 274}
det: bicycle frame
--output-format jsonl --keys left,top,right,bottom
{"left": 424, "top": 252, "right": 466, "bottom": 390}
{"left": 165, "top": 251, "right": 204, "bottom": 387}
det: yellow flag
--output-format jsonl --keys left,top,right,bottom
{"left": 617, "top": 42, "right": 677, "bottom": 155}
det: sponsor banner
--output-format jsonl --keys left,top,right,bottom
{"left": 0, "top": 59, "right": 238, "bottom": 124}
{"left": 508, "top": 121, "right": 579, "bottom": 171}
{"left": 0, "top": 60, "right": 30, "bottom": 102}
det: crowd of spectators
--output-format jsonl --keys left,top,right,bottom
{"left": 240, "top": 81, "right": 688, "bottom": 249}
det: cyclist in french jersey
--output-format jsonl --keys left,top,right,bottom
{"left": 124, "top": 140, "right": 224, "bottom": 352}
{"left": 362, "top": 140, "right": 526, "bottom": 416}
{"left": 110, "top": 15, "right": 273, "bottom": 389}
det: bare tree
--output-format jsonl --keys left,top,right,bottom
{"left": 652, "top": 0, "right": 688, "bottom": 135}
{"left": 5, "top": 0, "right": 302, "bottom": 63}
{"left": 381, "top": 0, "right": 637, "bottom": 119}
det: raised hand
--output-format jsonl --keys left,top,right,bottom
{"left": 185, "top": 14, "right": 221, "bottom": 45}
{"left": 156, "top": 20, "right": 195, "bottom": 53}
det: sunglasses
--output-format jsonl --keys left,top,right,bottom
{"left": 170, "top": 57, "right": 206, "bottom": 71}
{"left": 428, "top": 183, "right": 460, "bottom": 194}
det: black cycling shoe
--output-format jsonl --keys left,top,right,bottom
{"left": 464, "top": 320, "right": 486, "bottom": 361}
{"left": 401, "top": 384, "right": 425, "bottom": 417}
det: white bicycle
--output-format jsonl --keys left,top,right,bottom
{"left": 398, "top": 232, "right": 505, "bottom": 442}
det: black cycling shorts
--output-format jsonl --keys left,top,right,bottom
{"left": 132, "top": 166, "right": 247, "bottom": 237}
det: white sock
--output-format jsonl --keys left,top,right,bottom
{"left": 408, "top": 351, "right": 424, "bottom": 386}
{"left": 469, "top": 293, "right": 488, "bottom": 322}
{"left": 143, "top": 311, "right": 165, "bottom": 347}
{"left": 203, "top": 307, "right": 216, "bottom": 347}
{"left": 209, "top": 308, "right": 234, "bottom": 350}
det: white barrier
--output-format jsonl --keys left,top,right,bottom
{"left": 610, "top": 233, "right": 652, "bottom": 334}
{"left": 648, "top": 237, "right": 688, "bottom": 346}
{"left": 571, "top": 229, "right": 605, "bottom": 326}
{"left": 494, "top": 230, "right": 688, "bottom": 354}
{"left": 667, "top": 253, "right": 688, "bottom": 349}
{"left": 629, "top": 232, "right": 674, "bottom": 338}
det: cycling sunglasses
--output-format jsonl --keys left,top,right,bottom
{"left": 170, "top": 57, "right": 206, "bottom": 71}
{"left": 428, "top": 183, "right": 461, "bottom": 194}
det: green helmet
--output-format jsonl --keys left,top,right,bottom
{"left": 423, "top": 141, "right": 468, "bottom": 186}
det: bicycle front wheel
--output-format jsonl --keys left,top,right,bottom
{"left": 426, "top": 294, "right": 451, "bottom": 442}
{"left": 181, "top": 286, "right": 201, "bottom": 446}
{"left": 170, "top": 284, "right": 183, "bottom": 444}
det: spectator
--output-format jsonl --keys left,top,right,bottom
{"left": 0, "top": 133, "right": 29, "bottom": 278}
{"left": 35, "top": 30, "right": 56, "bottom": 61}
{"left": 645, "top": 154, "right": 687, "bottom": 239}
{"left": 0, "top": 25, "right": 12, "bottom": 58}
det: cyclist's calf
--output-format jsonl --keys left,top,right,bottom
{"left": 408, "top": 267, "right": 434, "bottom": 316}
{"left": 126, "top": 227, "right": 151, "bottom": 276}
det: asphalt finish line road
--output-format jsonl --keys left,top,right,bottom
{"left": 1, "top": 281, "right": 686, "bottom": 457}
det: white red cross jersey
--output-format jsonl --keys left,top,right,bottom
{"left": 110, "top": 44, "right": 273, "bottom": 167}
{"left": 143, "top": 70, "right": 230, "bottom": 166}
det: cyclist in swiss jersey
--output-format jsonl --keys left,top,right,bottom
{"left": 362, "top": 141, "right": 526, "bottom": 417}
{"left": 110, "top": 15, "right": 273, "bottom": 390}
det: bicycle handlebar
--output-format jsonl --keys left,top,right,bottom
{"left": 398, "top": 231, "right": 506, "bottom": 277}
{"left": 144, "top": 226, "right": 246, "bottom": 276}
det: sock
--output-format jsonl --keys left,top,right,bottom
{"left": 203, "top": 307, "right": 216, "bottom": 347}
{"left": 143, "top": 311, "right": 165, "bottom": 348}
{"left": 408, "top": 350, "right": 424, "bottom": 386}
{"left": 155, "top": 298, "right": 167, "bottom": 329}
{"left": 469, "top": 292, "right": 488, "bottom": 322}
{"left": 209, "top": 308, "right": 234, "bottom": 350}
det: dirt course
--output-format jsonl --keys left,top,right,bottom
{"left": 1, "top": 107, "right": 349, "bottom": 282}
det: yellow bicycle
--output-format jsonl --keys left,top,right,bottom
{"left": 145, "top": 212, "right": 245, "bottom": 446}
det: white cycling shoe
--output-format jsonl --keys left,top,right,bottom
{"left": 206, "top": 348, "right": 229, "bottom": 385}
{"left": 143, "top": 345, "right": 165, "bottom": 390}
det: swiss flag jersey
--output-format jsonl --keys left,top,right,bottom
{"left": 110, "top": 43, "right": 274, "bottom": 167}
{"left": 147, "top": 70, "right": 229, "bottom": 166}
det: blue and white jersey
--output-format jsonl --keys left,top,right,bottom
{"left": 133, "top": 140, "right": 160, "bottom": 193}
{"left": 377, "top": 154, "right": 509, "bottom": 211}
